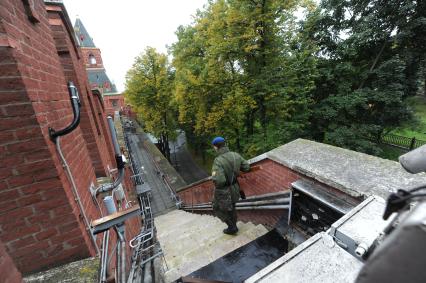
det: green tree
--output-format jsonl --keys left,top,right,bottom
{"left": 125, "top": 47, "right": 177, "bottom": 160}
{"left": 172, "top": 0, "right": 318, "bottom": 157}
{"left": 305, "top": 0, "right": 422, "bottom": 154}
{"left": 172, "top": 2, "right": 257, "bottom": 157}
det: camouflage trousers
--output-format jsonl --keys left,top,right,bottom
{"left": 213, "top": 203, "right": 237, "bottom": 226}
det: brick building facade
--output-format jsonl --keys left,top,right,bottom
{"left": 74, "top": 18, "right": 126, "bottom": 117}
{"left": 103, "top": 92, "right": 125, "bottom": 117}
{"left": 0, "top": 0, "right": 139, "bottom": 277}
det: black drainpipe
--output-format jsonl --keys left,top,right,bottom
{"left": 48, "top": 81, "right": 100, "bottom": 254}
{"left": 49, "top": 81, "right": 81, "bottom": 141}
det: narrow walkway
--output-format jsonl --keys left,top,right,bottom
{"left": 127, "top": 131, "right": 177, "bottom": 216}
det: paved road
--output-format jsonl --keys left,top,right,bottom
{"left": 126, "top": 128, "right": 208, "bottom": 216}
{"left": 127, "top": 132, "right": 176, "bottom": 216}
{"left": 169, "top": 132, "right": 209, "bottom": 184}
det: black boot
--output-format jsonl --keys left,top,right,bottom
{"left": 223, "top": 220, "right": 238, "bottom": 235}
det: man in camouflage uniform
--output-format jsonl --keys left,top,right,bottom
{"left": 211, "top": 137, "right": 250, "bottom": 235}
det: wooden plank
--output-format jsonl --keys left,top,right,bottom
{"left": 240, "top": 165, "right": 261, "bottom": 176}
{"left": 91, "top": 206, "right": 140, "bottom": 227}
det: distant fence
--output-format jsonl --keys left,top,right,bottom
{"left": 380, "top": 134, "right": 426, "bottom": 150}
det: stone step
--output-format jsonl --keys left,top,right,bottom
{"left": 155, "top": 210, "right": 201, "bottom": 231}
{"left": 155, "top": 210, "right": 268, "bottom": 283}
{"left": 164, "top": 223, "right": 267, "bottom": 275}
{"left": 157, "top": 214, "right": 225, "bottom": 245}
{"left": 156, "top": 212, "right": 223, "bottom": 241}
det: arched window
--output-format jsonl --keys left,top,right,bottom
{"left": 89, "top": 54, "right": 96, "bottom": 65}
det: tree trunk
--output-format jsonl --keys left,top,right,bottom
{"left": 424, "top": 56, "right": 426, "bottom": 97}
{"left": 246, "top": 111, "right": 255, "bottom": 136}
{"left": 259, "top": 98, "right": 267, "bottom": 141}
{"left": 165, "top": 134, "right": 171, "bottom": 161}
{"left": 201, "top": 143, "right": 206, "bottom": 164}
{"left": 235, "top": 128, "right": 241, "bottom": 151}
{"left": 404, "top": 54, "right": 420, "bottom": 97}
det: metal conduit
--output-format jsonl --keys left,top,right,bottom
{"left": 116, "top": 244, "right": 121, "bottom": 283}
{"left": 182, "top": 198, "right": 290, "bottom": 209}
{"left": 117, "top": 237, "right": 126, "bottom": 283}
{"left": 100, "top": 230, "right": 110, "bottom": 283}
{"left": 184, "top": 205, "right": 290, "bottom": 211}
{"left": 56, "top": 137, "right": 100, "bottom": 254}
{"left": 49, "top": 82, "right": 99, "bottom": 254}
{"left": 243, "top": 191, "right": 291, "bottom": 201}
{"left": 185, "top": 192, "right": 291, "bottom": 208}
{"left": 95, "top": 116, "right": 125, "bottom": 195}
{"left": 109, "top": 116, "right": 121, "bottom": 155}
{"left": 184, "top": 198, "right": 290, "bottom": 208}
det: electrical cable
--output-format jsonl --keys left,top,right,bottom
{"left": 407, "top": 184, "right": 426, "bottom": 193}
{"left": 394, "top": 193, "right": 426, "bottom": 203}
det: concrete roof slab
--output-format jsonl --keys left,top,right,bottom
{"left": 245, "top": 232, "right": 362, "bottom": 283}
{"left": 263, "top": 139, "right": 426, "bottom": 199}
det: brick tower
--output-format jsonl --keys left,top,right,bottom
{"left": 74, "top": 19, "right": 124, "bottom": 116}
{"left": 74, "top": 18, "right": 117, "bottom": 94}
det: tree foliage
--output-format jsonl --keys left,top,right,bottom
{"left": 172, "top": 0, "right": 318, "bottom": 157}
{"left": 306, "top": 0, "right": 425, "bottom": 154}
{"left": 125, "top": 47, "right": 177, "bottom": 160}
{"left": 126, "top": 0, "right": 425, "bottom": 161}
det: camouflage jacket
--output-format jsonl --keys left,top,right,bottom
{"left": 211, "top": 147, "right": 250, "bottom": 210}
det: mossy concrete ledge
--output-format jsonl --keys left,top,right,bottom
{"left": 24, "top": 257, "right": 99, "bottom": 283}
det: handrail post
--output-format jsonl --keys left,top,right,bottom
{"left": 410, "top": 137, "right": 416, "bottom": 150}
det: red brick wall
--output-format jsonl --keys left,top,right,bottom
{"left": 46, "top": 4, "right": 113, "bottom": 177}
{"left": 239, "top": 159, "right": 300, "bottom": 196}
{"left": 0, "top": 0, "right": 100, "bottom": 274}
{"left": 43, "top": 4, "right": 141, "bottom": 275}
{"left": 177, "top": 158, "right": 362, "bottom": 228}
{"left": 122, "top": 104, "right": 136, "bottom": 119}
{"left": 237, "top": 159, "right": 300, "bottom": 227}
{"left": 0, "top": 240, "right": 23, "bottom": 283}
{"left": 104, "top": 94, "right": 125, "bottom": 116}
{"left": 177, "top": 159, "right": 300, "bottom": 227}
{"left": 91, "top": 89, "right": 116, "bottom": 165}
{"left": 81, "top": 47, "right": 103, "bottom": 69}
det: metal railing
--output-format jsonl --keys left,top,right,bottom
{"left": 125, "top": 119, "right": 181, "bottom": 208}
{"left": 93, "top": 116, "right": 147, "bottom": 283}
{"left": 181, "top": 191, "right": 292, "bottom": 224}
{"left": 380, "top": 133, "right": 426, "bottom": 150}
{"left": 122, "top": 118, "right": 167, "bottom": 282}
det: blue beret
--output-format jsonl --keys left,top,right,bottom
{"left": 212, "top": 136, "right": 225, "bottom": 145}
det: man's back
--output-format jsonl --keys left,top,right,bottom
{"left": 212, "top": 147, "right": 249, "bottom": 190}
{"left": 210, "top": 137, "right": 249, "bottom": 235}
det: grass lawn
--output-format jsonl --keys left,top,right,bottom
{"left": 392, "top": 96, "right": 426, "bottom": 141}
